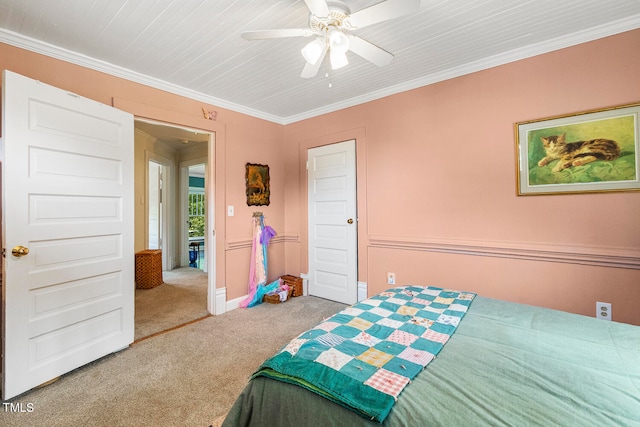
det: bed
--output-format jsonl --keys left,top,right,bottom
{"left": 222, "top": 285, "right": 640, "bottom": 426}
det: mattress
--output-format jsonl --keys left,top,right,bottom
{"left": 223, "top": 293, "right": 640, "bottom": 426}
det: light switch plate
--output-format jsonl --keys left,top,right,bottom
{"left": 227, "top": 205, "right": 234, "bottom": 217}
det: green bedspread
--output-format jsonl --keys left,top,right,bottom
{"left": 224, "top": 294, "right": 640, "bottom": 426}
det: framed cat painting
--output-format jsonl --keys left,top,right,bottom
{"left": 516, "top": 102, "right": 640, "bottom": 195}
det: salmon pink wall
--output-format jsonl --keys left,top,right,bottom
{"left": 0, "top": 42, "right": 286, "bottom": 303}
{"left": 283, "top": 30, "right": 640, "bottom": 325}
{"left": 2, "top": 29, "right": 639, "bottom": 324}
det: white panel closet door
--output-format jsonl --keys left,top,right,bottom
{"left": 308, "top": 140, "right": 357, "bottom": 305}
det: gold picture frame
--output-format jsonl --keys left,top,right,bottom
{"left": 515, "top": 102, "right": 640, "bottom": 195}
{"left": 245, "top": 163, "right": 270, "bottom": 206}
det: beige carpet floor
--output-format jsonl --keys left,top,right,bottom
{"left": 135, "top": 267, "right": 209, "bottom": 341}
{"left": 2, "top": 295, "right": 346, "bottom": 427}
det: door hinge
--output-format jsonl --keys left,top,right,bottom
{"left": 2, "top": 248, "right": 5, "bottom": 258}
{"left": 306, "top": 160, "right": 309, "bottom": 170}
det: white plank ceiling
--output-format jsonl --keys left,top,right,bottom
{"left": 1, "top": 0, "right": 639, "bottom": 124}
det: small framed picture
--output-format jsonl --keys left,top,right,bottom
{"left": 245, "top": 163, "right": 270, "bottom": 206}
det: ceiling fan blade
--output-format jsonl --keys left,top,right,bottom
{"left": 304, "top": 0, "right": 330, "bottom": 17}
{"left": 241, "top": 28, "right": 312, "bottom": 40}
{"left": 301, "top": 47, "right": 327, "bottom": 78}
{"left": 345, "top": 0, "right": 420, "bottom": 29}
{"left": 347, "top": 35, "right": 394, "bottom": 67}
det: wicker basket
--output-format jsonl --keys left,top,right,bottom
{"left": 281, "top": 275, "right": 303, "bottom": 297}
{"left": 263, "top": 287, "right": 293, "bottom": 304}
{"left": 135, "top": 249, "right": 163, "bottom": 289}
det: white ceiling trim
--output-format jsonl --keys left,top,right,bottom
{"left": 283, "top": 14, "right": 640, "bottom": 124}
{"left": 0, "top": 28, "right": 282, "bottom": 124}
{"left": 2, "top": 13, "right": 640, "bottom": 126}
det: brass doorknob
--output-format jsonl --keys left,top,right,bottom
{"left": 347, "top": 218, "right": 354, "bottom": 224}
{"left": 12, "top": 246, "right": 29, "bottom": 257}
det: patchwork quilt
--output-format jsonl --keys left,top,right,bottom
{"left": 253, "top": 285, "right": 476, "bottom": 422}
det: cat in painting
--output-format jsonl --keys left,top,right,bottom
{"left": 537, "top": 133, "right": 620, "bottom": 172}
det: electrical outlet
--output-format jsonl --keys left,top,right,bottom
{"left": 387, "top": 272, "right": 396, "bottom": 285}
{"left": 596, "top": 301, "right": 611, "bottom": 321}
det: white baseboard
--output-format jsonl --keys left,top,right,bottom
{"left": 226, "top": 294, "right": 246, "bottom": 312}
{"left": 215, "top": 287, "right": 227, "bottom": 315}
{"left": 300, "top": 273, "right": 309, "bottom": 296}
{"left": 358, "top": 281, "right": 368, "bottom": 301}
{"left": 226, "top": 276, "right": 362, "bottom": 307}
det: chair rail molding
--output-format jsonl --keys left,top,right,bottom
{"left": 368, "top": 235, "right": 640, "bottom": 270}
{"left": 226, "top": 233, "right": 299, "bottom": 250}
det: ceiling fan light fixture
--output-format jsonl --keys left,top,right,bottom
{"left": 243, "top": 0, "right": 421, "bottom": 79}
{"left": 328, "top": 28, "right": 350, "bottom": 53}
{"left": 301, "top": 37, "right": 325, "bottom": 65}
{"left": 330, "top": 48, "right": 349, "bottom": 70}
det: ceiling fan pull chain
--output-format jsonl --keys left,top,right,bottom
{"left": 325, "top": 72, "right": 333, "bottom": 88}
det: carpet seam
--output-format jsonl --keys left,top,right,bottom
{"left": 132, "top": 314, "right": 213, "bottom": 345}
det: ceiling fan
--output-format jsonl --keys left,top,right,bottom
{"left": 241, "top": 0, "right": 421, "bottom": 78}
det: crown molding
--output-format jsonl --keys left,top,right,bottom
{"left": 283, "top": 14, "right": 640, "bottom": 124}
{"left": 0, "top": 28, "right": 285, "bottom": 125}
{"left": 2, "top": 13, "right": 639, "bottom": 126}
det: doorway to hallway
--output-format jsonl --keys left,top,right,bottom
{"left": 134, "top": 120, "right": 214, "bottom": 340}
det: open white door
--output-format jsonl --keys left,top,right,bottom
{"left": 1, "top": 70, "right": 134, "bottom": 400}
{"left": 308, "top": 140, "right": 357, "bottom": 305}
